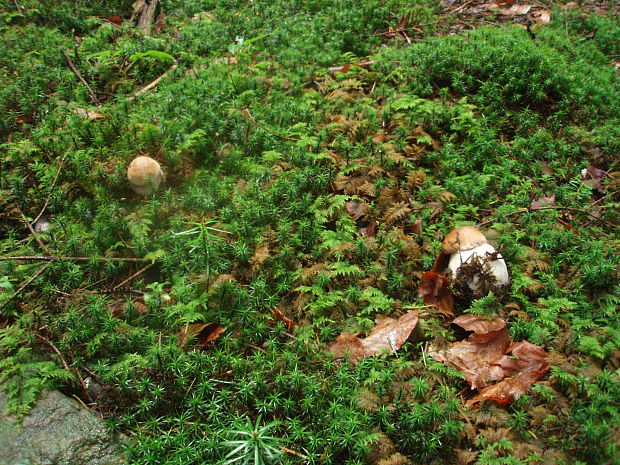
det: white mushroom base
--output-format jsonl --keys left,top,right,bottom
{"left": 447, "top": 243, "right": 510, "bottom": 298}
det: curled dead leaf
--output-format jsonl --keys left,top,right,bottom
{"left": 178, "top": 322, "right": 224, "bottom": 351}
{"left": 271, "top": 306, "right": 298, "bottom": 333}
{"left": 418, "top": 252, "right": 454, "bottom": 317}
{"left": 430, "top": 316, "right": 511, "bottom": 390}
{"left": 328, "top": 310, "right": 419, "bottom": 364}
{"left": 72, "top": 108, "right": 106, "bottom": 120}
{"left": 466, "top": 341, "right": 549, "bottom": 408}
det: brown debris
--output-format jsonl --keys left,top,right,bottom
{"left": 328, "top": 310, "right": 419, "bottom": 363}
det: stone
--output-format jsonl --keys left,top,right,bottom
{"left": 0, "top": 389, "right": 127, "bottom": 465}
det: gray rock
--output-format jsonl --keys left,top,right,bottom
{"left": 0, "top": 389, "right": 127, "bottom": 465}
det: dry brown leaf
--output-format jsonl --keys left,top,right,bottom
{"left": 430, "top": 315, "right": 511, "bottom": 389}
{"left": 531, "top": 9, "right": 551, "bottom": 24}
{"left": 177, "top": 322, "right": 224, "bottom": 350}
{"left": 328, "top": 310, "right": 419, "bottom": 363}
{"left": 418, "top": 252, "right": 454, "bottom": 317}
{"left": 271, "top": 306, "right": 298, "bottom": 332}
{"left": 531, "top": 195, "right": 555, "bottom": 209}
{"left": 72, "top": 108, "right": 105, "bottom": 120}
{"left": 345, "top": 199, "right": 368, "bottom": 220}
{"left": 250, "top": 242, "right": 270, "bottom": 270}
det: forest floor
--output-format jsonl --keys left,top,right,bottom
{"left": 0, "top": 0, "right": 619, "bottom": 464}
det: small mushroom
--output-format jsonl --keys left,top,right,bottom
{"left": 127, "top": 156, "right": 163, "bottom": 195}
{"left": 442, "top": 226, "right": 510, "bottom": 298}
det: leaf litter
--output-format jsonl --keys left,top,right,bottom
{"left": 328, "top": 310, "right": 419, "bottom": 364}
{"left": 430, "top": 315, "right": 549, "bottom": 408}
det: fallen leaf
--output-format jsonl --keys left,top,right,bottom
{"left": 531, "top": 195, "right": 555, "bottom": 209}
{"left": 581, "top": 165, "right": 606, "bottom": 192}
{"left": 328, "top": 333, "right": 365, "bottom": 363}
{"left": 72, "top": 108, "right": 105, "bottom": 120}
{"left": 329, "top": 60, "right": 376, "bottom": 76}
{"left": 418, "top": 252, "right": 454, "bottom": 317}
{"left": 328, "top": 310, "right": 419, "bottom": 363}
{"left": 531, "top": 9, "right": 551, "bottom": 24}
{"left": 107, "top": 16, "right": 124, "bottom": 25}
{"left": 178, "top": 322, "right": 224, "bottom": 350}
{"left": 430, "top": 315, "right": 511, "bottom": 389}
{"left": 466, "top": 341, "right": 549, "bottom": 408}
{"left": 359, "top": 220, "right": 379, "bottom": 237}
{"left": 345, "top": 199, "right": 368, "bottom": 220}
{"left": 271, "top": 306, "right": 298, "bottom": 332}
{"left": 213, "top": 56, "right": 238, "bottom": 64}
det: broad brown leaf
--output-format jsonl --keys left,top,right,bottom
{"left": 178, "top": 322, "right": 224, "bottom": 351}
{"left": 345, "top": 199, "right": 368, "bottom": 220}
{"left": 418, "top": 252, "right": 454, "bottom": 317}
{"left": 466, "top": 341, "right": 549, "bottom": 408}
{"left": 430, "top": 316, "right": 510, "bottom": 389}
{"left": 271, "top": 306, "right": 298, "bottom": 333}
{"left": 328, "top": 310, "right": 419, "bottom": 363}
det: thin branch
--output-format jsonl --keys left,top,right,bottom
{"left": 32, "top": 153, "right": 68, "bottom": 225}
{"left": 112, "top": 263, "right": 153, "bottom": 290}
{"left": 0, "top": 255, "right": 146, "bottom": 262}
{"left": 12, "top": 0, "right": 23, "bottom": 14}
{"left": 130, "top": 62, "right": 178, "bottom": 100}
{"left": 478, "top": 205, "right": 619, "bottom": 228}
{"left": 240, "top": 108, "right": 300, "bottom": 141}
{"left": 15, "top": 205, "right": 55, "bottom": 257}
{"left": 0, "top": 261, "right": 53, "bottom": 311}
{"left": 63, "top": 50, "right": 100, "bottom": 105}
{"left": 35, "top": 333, "right": 70, "bottom": 372}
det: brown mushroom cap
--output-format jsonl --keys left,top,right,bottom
{"left": 442, "top": 226, "right": 488, "bottom": 254}
{"left": 127, "top": 156, "right": 163, "bottom": 194}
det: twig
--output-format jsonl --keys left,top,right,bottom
{"left": 279, "top": 446, "right": 309, "bottom": 460}
{"left": 478, "top": 205, "right": 618, "bottom": 228}
{"left": 63, "top": 50, "right": 100, "bottom": 105}
{"left": 12, "top": 0, "right": 23, "bottom": 14}
{"left": 0, "top": 261, "right": 53, "bottom": 311}
{"left": 240, "top": 108, "right": 300, "bottom": 141}
{"left": 31, "top": 153, "right": 68, "bottom": 226}
{"left": 447, "top": 0, "right": 473, "bottom": 16}
{"left": 35, "top": 334, "right": 94, "bottom": 404}
{"left": 586, "top": 189, "right": 619, "bottom": 209}
{"left": 0, "top": 255, "right": 146, "bottom": 262}
{"left": 111, "top": 263, "right": 153, "bottom": 290}
{"left": 129, "top": 62, "right": 178, "bottom": 100}
{"left": 15, "top": 205, "right": 55, "bottom": 257}
{"left": 35, "top": 333, "right": 71, "bottom": 372}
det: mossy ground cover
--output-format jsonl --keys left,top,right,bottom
{"left": 0, "top": 0, "right": 618, "bottom": 464}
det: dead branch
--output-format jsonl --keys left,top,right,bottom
{"left": 12, "top": 0, "right": 23, "bottom": 14}
{"left": 63, "top": 50, "right": 100, "bottom": 105}
{"left": 478, "top": 205, "right": 619, "bottom": 228}
{"left": 0, "top": 261, "right": 53, "bottom": 311}
{"left": 15, "top": 205, "right": 55, "bottom": 257}
{"left": 130, "top": 61, "right": 178, "bottom": 100}
{"left": 0, "top": 255, "right": 147, "bottom": 262}
{"left": 240, "top": 108, "right": 301, "bottom": 141}
{"left": 112, "top": 263, "right": 153, "bottom": 290}
{"left": 31, "top": 153, "right": 68, "bottom": 226}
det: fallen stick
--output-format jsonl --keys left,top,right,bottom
{"left": 0, "top": 261, "right": 53, "bottom": 311}
{"left": 112, "top": 263, "right": 153, "bottom": 290}
{"left": 0, "top": 255, "right": 146, "bottom": 262}
{"left": 478, "top": 205, "right": 618, "bottom": 228}
{"left": 15, "top": 205, "right": 55, "bottom": 257}
{"left": 31, "top": 153, "right": 68, "bottom": 226}
{"left": 130, "top": 62, "right": 178, "bottom": 100}
{"left": 240, "top": 108, "right": 300, "bottom": 141}
{"left": 63, "top": 50, "right": 100, "bottom": 105}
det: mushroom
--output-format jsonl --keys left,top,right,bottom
{"left": 127, "top": 156, "right": 163, "bottom": 195}
{"left": 442, "top": 226, "right": 510, "bottom": 298}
